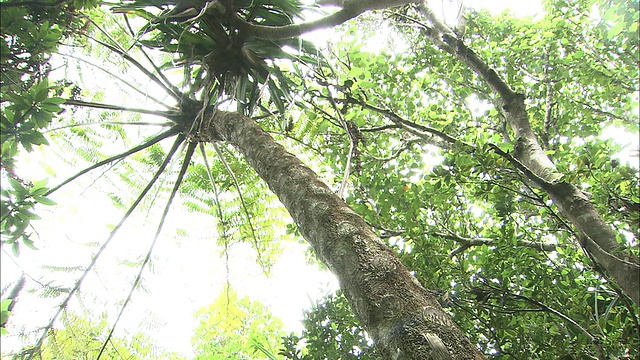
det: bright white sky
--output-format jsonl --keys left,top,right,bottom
{"left": 8, "top": 0, "right": 638, "bottom": 358}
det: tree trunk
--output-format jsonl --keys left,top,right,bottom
{"left": 420, "top": 11, "right": 640, "bottom": 305}
{"left": 204, "top": 110, "right": 486, "bottom": 359}
{"left": 499, "top": 97, "right": 640, "bottom": 306}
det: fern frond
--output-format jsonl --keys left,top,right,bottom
{"left": 97, "top": 140, "right": 196, "bottom": 359}
{"left": 26, "top": 134, "right": 186, "bottom": 360}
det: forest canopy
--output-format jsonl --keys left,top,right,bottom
{"left": 1, "top": 0, "right": 638, "bottom": 358}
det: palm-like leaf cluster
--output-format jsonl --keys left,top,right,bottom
{"left": 113, "top": 0, "right": 319, "bottom": 116}
{"left": 6, "top": 0, "right": 330, "bottom": 356}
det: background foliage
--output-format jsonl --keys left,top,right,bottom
{"left": 0, "top": 0, "right": 638, "bottom": 358}
{"left": 279, "top": 0, "right": 639, "bottom": 358}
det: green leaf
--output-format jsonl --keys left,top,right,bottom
{"left": 24, "top": 210, "right": 41, "bottom": 220}
{"left": 23, "top": 237, "right": 38, "bottom": 250}
{"left": 39, "top": 103, "right": 62, "bottom": 113}
{"left": 44, "top": 31, "right": 61, "bottom": 42}
{"left": 348, "top": 67, "right": 363, "bottom": 78}
{"left": 33, "top": 81, "right": 50, "bottom": 103}
{"left": 498, "top": 142, "right": 514, "bottom": 153}
{"left": 3, "top": 92, "right": 29, "bottom": 108}
{"left": 358, "top": 80, "right": 374, "bottom": 89}
{"left": 1, "top": 299, "right": 11, "bottom": 312}
{"left": 31, "top": 179, "right": 48, "bottom": 191}
{"left": 607, "top": 22, "right": 625, "bottom": 39}
{"left": 26, "top": 131, "right": 48, "bottom": 146}
{"left": 317, "top": 121, "right": 330, "bottom": 133}
{"left": 11, "top": 242, "right": 19, "bottom": 257}
{"left": 7, "top": 178, "right": 25, "bottom": 193}
{"left": 43, "top": 97, "right": 66, "bottom": 105}
{"left": 34, "top": 196, "right": 56, "bottom": 206}
{"left": 33, "top": 111, "right": 54, "bottom": 129}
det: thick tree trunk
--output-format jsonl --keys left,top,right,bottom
{"left": 204, "top": 110, "right": 486, "bottom": 359}
{"left": 420, "top": 11, "right": 640, "bottom": 305}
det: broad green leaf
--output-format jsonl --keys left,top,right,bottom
{"left": 34, "top": 196, "right": 56, "bottom": 206}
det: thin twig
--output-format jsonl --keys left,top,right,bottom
{"left": 212, "top": 143, "right": 265, "bottom": 269}
{"left": 199, "top": 143, "right": 235, "bottom": 290}
{"left": 434, "top": 231, "right": 557, "bottom": 257}
{"left": 326, "top": 90, "right": 355, "bottom": 199}
{"left": 480, "top": 280, "right": 606, "bottom": 359}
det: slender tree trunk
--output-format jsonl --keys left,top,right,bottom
{"left": 421, "top": 10, "right": 640, "bottom": 305}
{"left": 204, "top": 110, "right": 486, "bottom": 359}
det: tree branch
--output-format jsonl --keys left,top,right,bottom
{"left": 236, "top": 9, "right": 362, "bottom": 40}
{"left": 343, "top": 95, "right": 471, "bottom": 147}
{"left": 345, "top": 96, "right": 558, "bottom": 190}
{"left": 479, "top": 280, "right": 606, "bottom": 359}
{"left": 419, "top": 3, "right": 640, "bottom": 304}
{"left": 432, "top": 231, "right": 557, "bottom": 257}
{"left": 237, "top": 0, "right": 422, "bottom": 39}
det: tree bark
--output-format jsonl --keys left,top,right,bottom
{"left": 236, "top": 0, "right": 421, "bottom": 40}
{"left": 237, "top": 9, "right": 361, "bottom": 40}
{"left": 204, "top": 110, "right": 486, "bottom": 359}
{"left": 421, "top": 10, "right": 640, "bottom": 305}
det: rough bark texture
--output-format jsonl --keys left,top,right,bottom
{"left": 420, "top": 12, "right": 640, "bottom": 305}
{"left": 204, "top": 110, "right": 486, "bottom": 359}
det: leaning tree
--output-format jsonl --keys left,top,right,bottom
{"left": 1, "top": 0, "right": 638, "bottom": 358}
